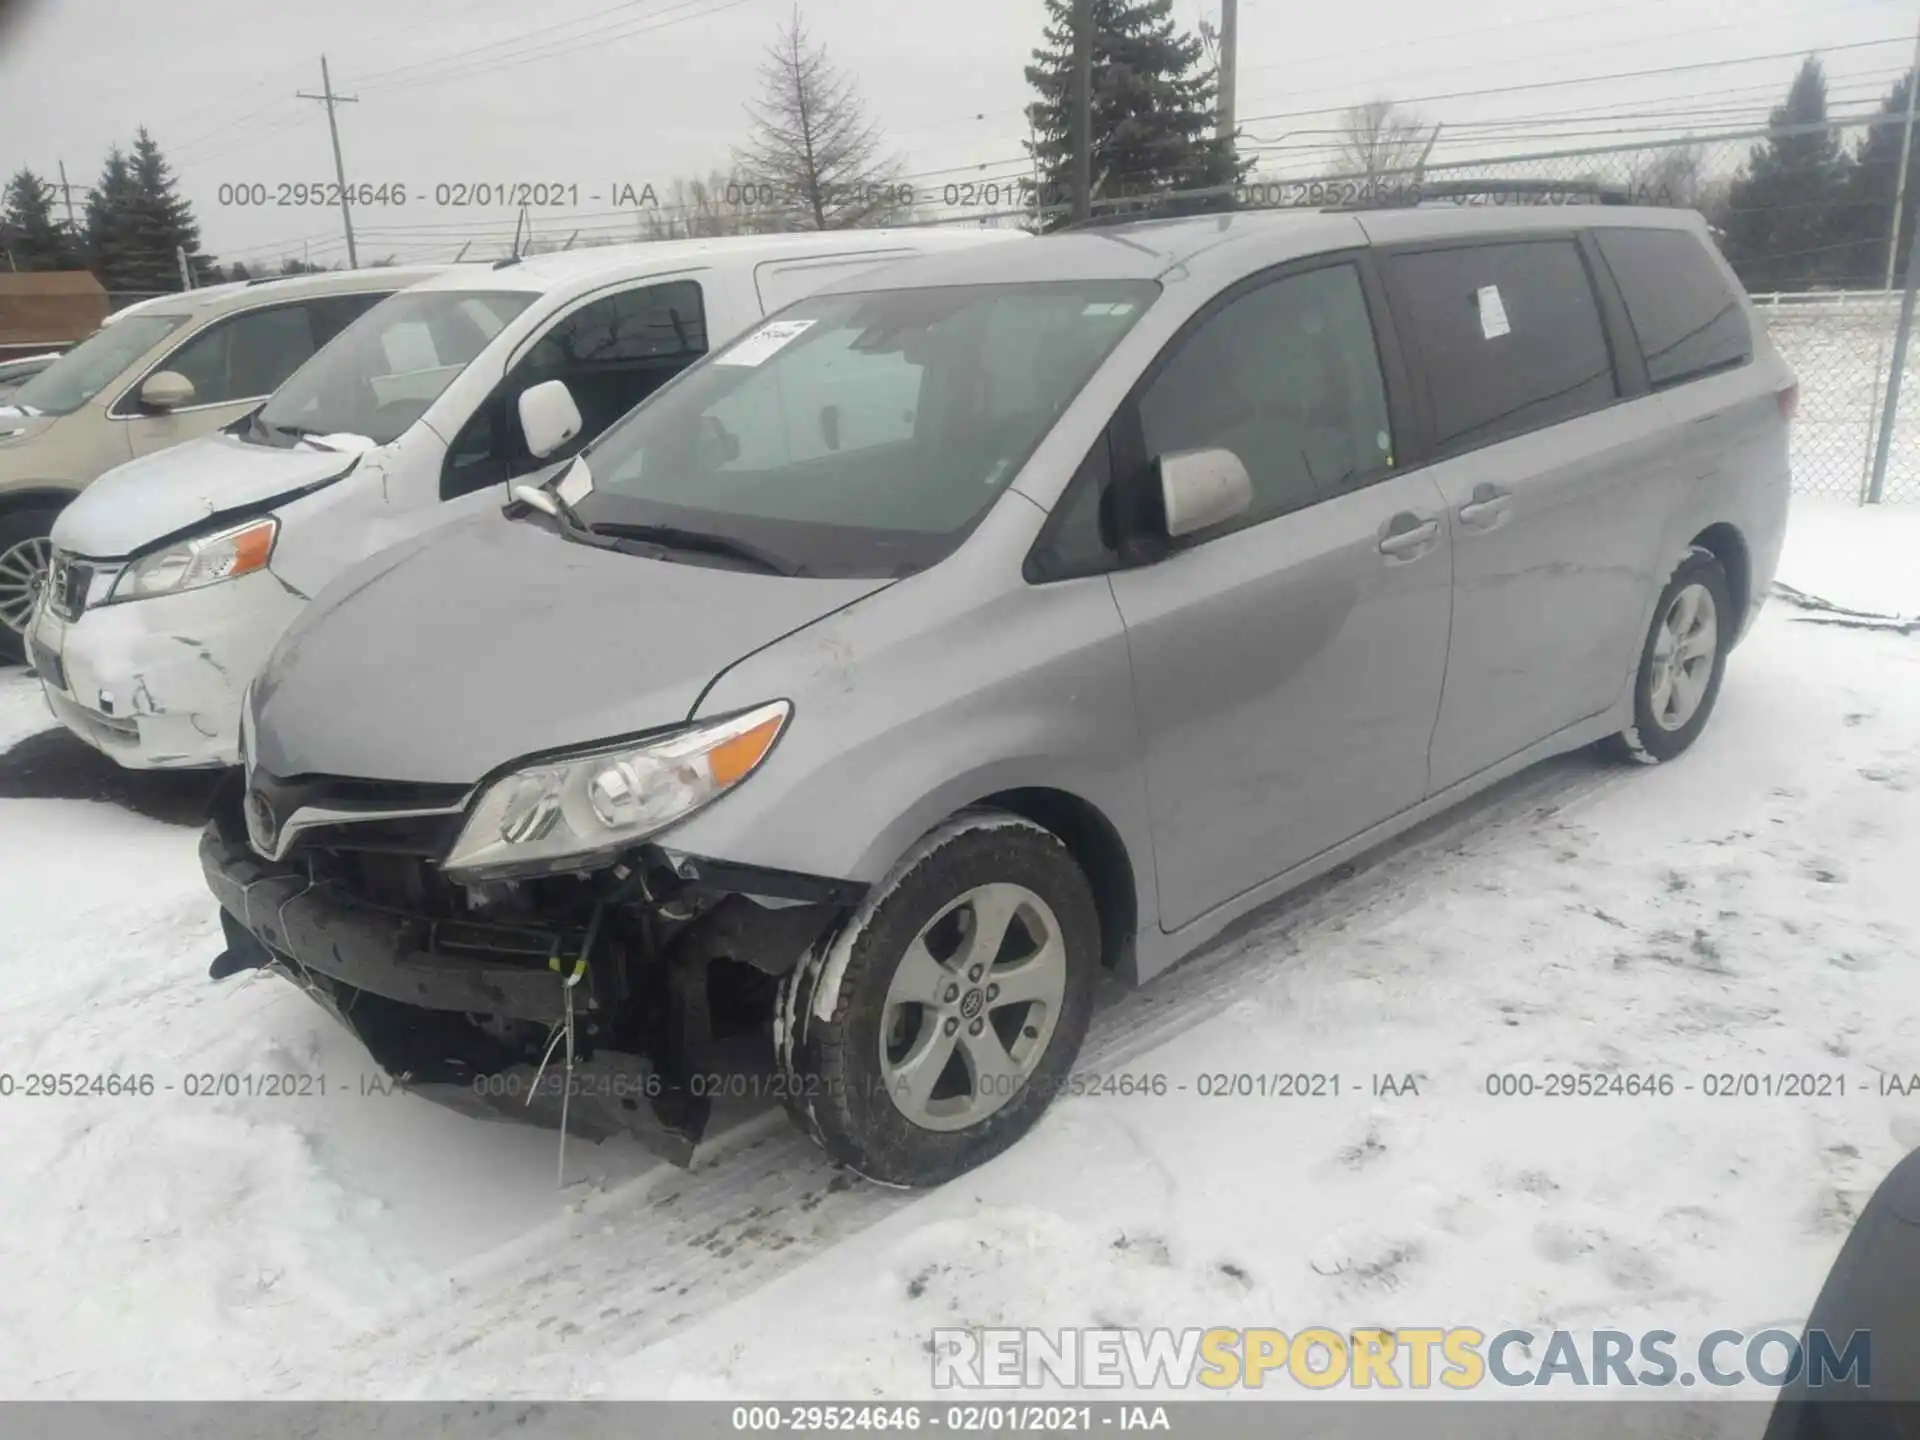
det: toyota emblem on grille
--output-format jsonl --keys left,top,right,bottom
{"left": 244, "top": 788, "right": 277, "bottom": 857}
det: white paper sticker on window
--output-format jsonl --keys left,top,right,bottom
{"left": 1477, "top": 284, "right": 1511, "bottom": 340}
{"left": 715, "top": 318, "right": 816, "bottom": 367}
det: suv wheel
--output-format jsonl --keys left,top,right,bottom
{"left": 0, "top": 506, "right": 59, "bottom": 665}
{"left": 1603, "top": 546, "right": 1733, "bottom": 766}
{"left": 776, "top": 814, "right": 1100, "bottom": 1186}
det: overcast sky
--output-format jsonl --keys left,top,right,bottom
{"left": 0, "top": 0, "right": 1911, "bottom": 269}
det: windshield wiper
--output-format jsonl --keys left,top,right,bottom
{"left": 587, "top": 522, "right": 800, "bottom": 577}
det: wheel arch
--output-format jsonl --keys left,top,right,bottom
{"left": 974, "top": 786, "right": 1140, "bottom": 981}
{"left": 1688, "top": 521, "right": 1751, "bottom": 642}
{"left": 0, "top": 485, "right": 81, "bottom": 522}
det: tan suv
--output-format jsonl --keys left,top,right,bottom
{"left": 0, "top": 266, "right": 444, "bottom": 660}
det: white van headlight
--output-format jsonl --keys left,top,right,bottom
{"left": 112, "top": 516, "right": 278, "bottom": 602}
{"left": 443, "top": 701, "right": 791, "bottom": 881}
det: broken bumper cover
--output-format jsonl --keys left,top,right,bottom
{"left": 199, "top": 822, "right": 709, "bottom": 1162}
{"left": 31, "top": 568, "right": 304, "bottom": 770}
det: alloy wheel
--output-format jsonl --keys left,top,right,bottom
{"left": 878, "top": 882, "right": 1068, "bottom": 1132}
{"left": 1649, "top": 581, "right": 1718, "bottom": 732}
{"left": 0, "top": 534, "right": 51, "bottom": 637}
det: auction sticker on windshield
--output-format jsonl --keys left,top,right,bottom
{"left": 716, "top": 318, "right": 816, "bottom": 367}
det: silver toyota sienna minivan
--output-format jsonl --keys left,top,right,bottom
{"left": 203, "top": 206, "right": 1794, "bottom": 1185}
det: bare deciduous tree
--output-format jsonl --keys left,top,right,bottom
{"left": 638, "top": 171, "right": 786, "bottom": 240}
{"left": 1333, "top": 100, "right": 1433, "bottom": 182}
{"left": 1625, "top": 145, "right": 1706, "bottom": 209}
{"left": 735, "top": 6, "right": 907, "bottom": 230}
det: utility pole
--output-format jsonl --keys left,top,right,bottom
{"left": 297, "top": 56, "right": 360, "bottom": 268}
{"left": 1885, "top": 13, "right": 1920, "bottom": 290}
{"left": 176, "top": 246, "right": 194, "bottom": 291}
{"left": 1070, "top": 0, "right": 1092, "bottom": 225}
{"left": 1217, "top": 0, "right": 1237, "bottom": 152}
{"left": 55, "top": 160, "right": 78, "bottom": 233}
{"left": 1867, "top": 207, "right": 1920, "bottom": 505}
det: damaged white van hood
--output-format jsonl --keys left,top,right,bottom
{"left": 49, "top": 429, "right": 369, "bottom": 560}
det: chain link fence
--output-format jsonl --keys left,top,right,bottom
{"left": 1752, "top": 291, "right": 1918, "bottom": 503}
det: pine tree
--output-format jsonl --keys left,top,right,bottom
{"left": 83, "top": 147, "right": 139, "bottom": 294}
{"left": 0, "top": 170, "right": 79, "bottom": 271}
{"left": 123, "top": 127, "right": 216, "bottom": 289}
{"left": 1841, "top": 69, "right": 1920, "bottom": 287}
{"left": 1720, "top": 58, "right": 1854, "bottom": 291}
{"left": 1024, "top": 0, "right": 1246, "bottom": 229}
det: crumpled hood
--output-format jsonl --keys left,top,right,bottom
{"left": 50, "top": 430, "right": 363, "bottom": 559}
{"left": 250, "top": 509, "right": 891, "bottom": 785}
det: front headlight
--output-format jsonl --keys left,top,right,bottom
{"left": 112, "top": 515, "right": 277, "bottom": 603}
{"left": 442, "top": 700, "right": 791, "bottom": 881}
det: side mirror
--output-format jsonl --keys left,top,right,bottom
{"left": 517, "top": 378, "right": 583, "bottom": 460}
{"left": 139, "top": 371, "right": 196, "bottom": 412}
{"left": 1157, "top": 447, "right": 1253, "bottom": 538}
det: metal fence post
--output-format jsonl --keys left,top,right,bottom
{"left": 1868, "top": 222, "right": 1920, "bottom": 506}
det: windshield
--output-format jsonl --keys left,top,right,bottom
{"left": 257, "top": 289, "right": 534, "bottom": 445}
{"left": 10, "top": 314, "right": 188, "bottom": 416}
{"left": 577, "top": 280, "right": 1158, "bottom": 577}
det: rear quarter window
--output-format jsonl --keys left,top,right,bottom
{"left": 1594, "top": 226, "right": 1753, "bottom": 389}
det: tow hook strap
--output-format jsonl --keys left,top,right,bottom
{"left": 527, "top": 901, "right": 604, "bottom": 1187}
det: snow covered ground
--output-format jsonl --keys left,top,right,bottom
{"left": 0, "top": 500, "right": 1915, "bottom": 1408}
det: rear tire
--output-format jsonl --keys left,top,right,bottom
{"left": 0, "top": 506, "right": 61, "bottom": 666}
{"left": 1601, "top": 546, "right": 1732, "bottom": 766}
{"left": 776, "top": 813, "right": 1100, "bottom": 1187}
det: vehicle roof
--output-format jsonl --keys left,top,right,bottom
{"left": 400, "top": 227, "right": 1029, "bottom": 296}
{"left": 115, "top": 265, "right": 452, "bottom": 320}
{"left": 809, "top": 204, "right": 1716, "bottom": 294}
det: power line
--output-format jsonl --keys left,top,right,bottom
{"left": 1238, "top": 35, "right": 1920, "bottom": 127}
{"left": 358, "top": 0, "right": 760, "bottom": 96}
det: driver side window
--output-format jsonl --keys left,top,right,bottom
{"left": 1137, "top": 263, "right": 1396, "bottom": 539}
{"left": 126, "top": 302, "right": 321, "bottom": 412}
{"left": 441, "top": 279, "right": 707, "bottom": 499}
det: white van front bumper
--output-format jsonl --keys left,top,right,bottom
{"left": 29, "top": 570, "right": 305, "bottom": 769}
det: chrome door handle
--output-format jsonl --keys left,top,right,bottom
{"left": 1378, "top": 518, "right": 1440, "bottom": 557}
{"left": 1458, "top": 486, "right": 1512, "bottom": 528}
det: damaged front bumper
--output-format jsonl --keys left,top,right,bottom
{"left": 199, "top": 795, "right": 859, "bottom": 1165}
{"left": 32, "top": 567, "right": 304, "bottom": 769}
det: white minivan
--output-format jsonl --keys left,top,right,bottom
{"left": 31, "top": 228, "right": 1027, "bottom": 768}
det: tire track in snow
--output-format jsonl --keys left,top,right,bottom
{"left": 319, "top": 750, "right": 1626, "bottom": 1393}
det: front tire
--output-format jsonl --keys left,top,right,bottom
{"left": 1602, "top": 546, "right": 1732, "bottom": 766}
{"left": 0, "top": 506, "right": 60, "bottom": 665}
{"left": 776, "top": 814, "right": 1100, "bottom": 1187}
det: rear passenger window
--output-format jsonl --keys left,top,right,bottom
{"left": 1136, "top": 263, "right": 1396, "bottom": 533}
{"left": 1386, "top": 240, "right": 1616, "bottom": 455}
{"left": 1594, "top": 227, "right": 1752, "bottom": 388}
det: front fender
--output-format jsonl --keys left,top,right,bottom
{"left": 661, "top": 549, "right": 1157, "bottom": 936}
